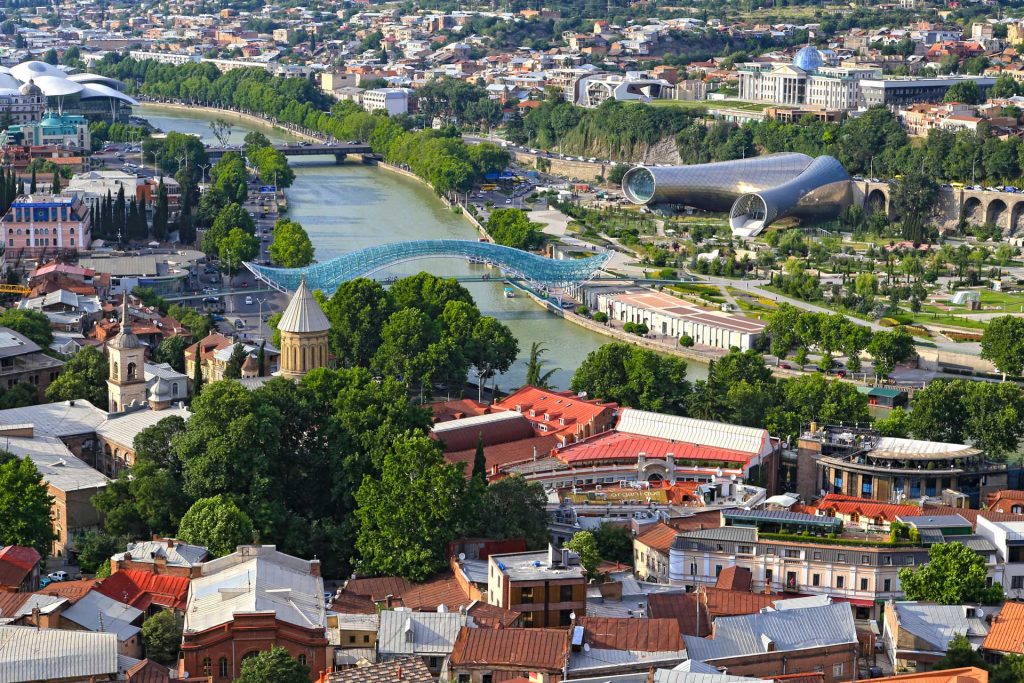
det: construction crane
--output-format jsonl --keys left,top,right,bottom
{"left": 0, "top": 285, "right": 31, "bottom": 296}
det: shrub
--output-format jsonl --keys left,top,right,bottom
{"left": 593, "top": 312, "right": 609, "bottom": 323}
{"left": 679, "top": 335, "right": 694, "bottom": 347}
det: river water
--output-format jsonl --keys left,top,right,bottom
{"left": 137, "top": 104, "right": 707, "bottom": 389}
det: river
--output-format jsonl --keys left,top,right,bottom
{"left": 137, "top": 104, "right": 707, "bottom": 389}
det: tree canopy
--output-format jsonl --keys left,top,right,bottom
{"left": 0, "top": 453, "right": 54, "bottom": 558}
{"left": 268, "top": 218, "right": 314, "bottom": 268}
{"left": 177, "top": 495, "right": 255, "bottom": 556}
{"left": 236, "top": 646, "right": 309, "bottom": 683}
{"left": 570, "top": 343, "right": 691, "bottom": 414}
{"left": 44, "top": 346, "right": 109, "bottom": 407}
{"left": 898, "top": 542, "right": 1003, "bottom": 605}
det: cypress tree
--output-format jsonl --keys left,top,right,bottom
{"left": 257, "top": 341, "right": 266, "bottom": 377}
{"left": 49, "top": 173, "right": 58, "bottom": 194}
{"left": 472, "top": 432, "right": 487, "bottom": 482}
{"left": 29, "top": 168, "right": 35, "bottom": 194}
{"left": 152, "top": 179, "right": 168, "bottom": 241}
{"left": 114, "top": 185, "right": 126, "bottom": 238}
{"left": 137, "top": 194, "right": 148, "bottom": 239}
{"left": 191, "top": 353, "right": 203, "bottom": 400}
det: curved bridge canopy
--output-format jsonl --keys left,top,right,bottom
{"left": 244, "top": 239, "right": 610, "bottom": 294}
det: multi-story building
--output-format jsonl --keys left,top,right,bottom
{"left": 796, "top": 424, "right": 1007, "bottom": 508}
{"left": 737, "top": 48, "right": 879, "bottom": 110}
{"left": 0, "top": 88, "right": 46, "bottom": 124}
{"left": 2, "top": 112, "right": 91, "bottom": 150}
{"left": 2, "top": 192, "right": 92, "bottom": 258}
{"left": 859, "top": 75, "right": 996, "bottom": 108}
{"left": 575, "top": 72, "right": 673, "bottom": 108}
{"left": 0, "top": 326, "right": 64, "bottom": 397}
{"left": 180, "top": 545, "right": 328, "bottom": 683}
{"left": 669, "top": 522, "right": 930, "bottom": 619}
{"left": 360, "top": 87, "right": 412, "bottom": 116}
{"left": 883, "top": 602, "right": 990, "bottom": 673}
{"left": 128, "top": 50, "right": 201, "bottom": 65}
{"left": 976, "top": 517, "right": 1024, "bottom": 600}
{"left": 487, "top": 546, "right": 587, "bottom": 628}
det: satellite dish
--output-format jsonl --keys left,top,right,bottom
{"left": 458, "top": 553, "right": 466, "bottom": 561}
{"left": 583, "top": 643, "right": 591, "bottom": 652}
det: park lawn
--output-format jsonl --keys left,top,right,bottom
{"left": 904, "top": 311, "right": 990, "bottom": 331}
{"left": 649, "top": 99, "right": 774, "bottom": 113}
{"left": 671, "top": 283, "right": 725, "bottom": 304}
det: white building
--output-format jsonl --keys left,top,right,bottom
{"left": 737, "top": 50, "right": 880, "bottom": 110}
{"left": 976, "top": 517, "right": 1024, "bottom": 600}
{"left": 129, "top": 50, "right": 201, "bottom": 65}
{"left": 596, "top": 288, "right": 766, "bottom": 351}
{"left": 576, "top": 71, "right": 673, "bottom": 108}
{"left": 360, "top": 87, "right": 412, "bottom": 116}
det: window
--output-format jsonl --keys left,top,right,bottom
{"left": 520, "top": 587, "right": 534, "bottom": 604}
{"left": 836, "top": 576, "right": 845, "bottom": 589}
{"left": 689, "top": 562, "right": 697, "bottom": 575}
{"left": 560, "top": 585, "right": 573, "bottom": 602}
{"left": 884, "top": 579, "right": 892, "bottom": 592}
{"left": 837, "top": 553, "right": 846, "bottom": 563}
{"left": 218, "top": 657, "right": 229, "bottom": 678}
{"left": 127, "top": 362, "right": 138, "bottom": 380}
{"left": 860, "top": 578, "right": 869, "bottom": 591}
{"left": 765, "top": 569, "right": 773, "bottom": 583}
{"left": 812, "top": 551, "right": 822, "bottom": 561}
{"left": 482, "top": 675, "right": 493, "bottom": 683}
{"left": 883, "top": 555, "right": 892, "bottom": 566}
{"left": 861, "top": 554, "right": 870, "bottom": 565}
{"left": 1011, "top": 576, "right": 1024, "bottom": 590}
{"left": 363, "top": 634, "right": 370, "bottom": 644}
{"left": 348, "top": 635, "right": 356, "bottom": 644}
{"left": 784, "top": 549, "right": 800, "bottom": 559}
{"left": 715, "top": 565, "right": 723, "bottom": 577}
{"left": 904, "top": 557, "right": 915, "bottom": 566}
{"left": 738, "top": 545, "right": 753, "bottom": 555}
{"left": 559, "top": 609, "right": 573, "bottom": 626}
{"left": 429, "top": 657, "right": 440, "bottom": 670}
{"left": 297, "top": 655, "right": 306, "bottom": 666}
{"left": 458, "top": 676, "right": 471, "bottom": 683}
{"left": 202, "top": 658, "right": 212, "bottom": 676}
{"left": 812, "top": 573, "right": 820, "bottom": 586}
{"left": 833, "top": 663, "right": 844, "bottom": 678}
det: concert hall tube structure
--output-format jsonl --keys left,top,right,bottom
{"left": 621, "top": 153, "right": 852, "bottom": 237}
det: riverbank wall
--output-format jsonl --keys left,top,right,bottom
{"left": 137, "top": 100, "right": 322, "bottom": 143}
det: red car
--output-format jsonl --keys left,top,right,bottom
{"left": 241, "top": 282, "right": 249, "bottom": 288}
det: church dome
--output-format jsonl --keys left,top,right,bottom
{"left": 792, "top": 46, "right": 824, "bottom": 72}
{"left": 18, "top": 78, "right": 41, "bottom": 96}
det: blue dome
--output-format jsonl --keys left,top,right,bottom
{"left": 793, "top": 46, "right": 823, "bottom": 72}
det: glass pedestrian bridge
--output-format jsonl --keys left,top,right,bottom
{"left": 244, "top": 240, "right": 611, "bottom": 294}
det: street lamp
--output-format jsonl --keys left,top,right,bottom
{"left": 198, "top": 164, "right": 211, "bottom": 185}
{"left": 256, "top": 297, "right": 268, "bottom": 340}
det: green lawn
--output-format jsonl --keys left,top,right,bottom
{"left": 650, "top": 99, "right": 776, "bottom": 113}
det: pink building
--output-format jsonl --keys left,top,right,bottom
{"left": 3, "top": 193, "right": 92, "bottom": 258}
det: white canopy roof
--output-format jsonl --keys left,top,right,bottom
{"left": 80, "top": 82, "right": 138, "bottom": 105}
{"left": 11, "top": 60, "right": 66, "bottom": 82}
{"left": 33, "top": 75, "right": 84, "bottom": 96}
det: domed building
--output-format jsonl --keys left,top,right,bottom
{"left": 2, "top": 61, "right": 136, "bottom": 123}
{"left": 736, "top": 47, "right": 881, "bottom": 111}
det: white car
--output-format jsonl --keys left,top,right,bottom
{"left": 46, "top": 571, "right": 68, "bottom": 582}
{"left": 245, "top": 296, "right": 253, "bottom": 305}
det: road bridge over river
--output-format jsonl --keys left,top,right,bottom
{"left": 205, "top": 142, "right": 373, "bottom": 164}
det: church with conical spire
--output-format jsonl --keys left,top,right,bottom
{"left": 276, "top": 278, "right": 331, "bottom": 379}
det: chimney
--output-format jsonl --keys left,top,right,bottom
{"left": 31, "top": 606, "right": 40, "bottom": 626}
{"left": 310, "top": 559, "right": 321, "bottom": 577}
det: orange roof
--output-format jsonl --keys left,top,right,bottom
{"left": 427, "top": 399, "right": 490, "bottom": 423}
{"left": 493, "top": 386, "right": 615, "bottom": 437}
{"left": 450, "top": 627, "right": 568, "bottom": 671}
{"left": 577, "top": 616, "right": 683, "bottom": 651}
{"left": 467, "top": 601, "right": 520, "bottom": 629}
{"left": 716, "top": 566, "right": 752, "bottom": 592}
{"left": 444, "top": 434, "right": 559, "bottom": 473}
{"left": 988, "top": 490, "right": 1024, "bottom": 513}
{"left": 982, "top": 601, "right": 1024, "bottom": 654}
{"left": 400, "top": 573, "right": 471, "bottom": 612}
{"left": 636, "top": 522, "right": 678, "bottom": 554}
{"left": 34, "top": 579, "right": 100, "bottom": 604}
{"left": 804, "top": 494, "right": 923, "bottom": 521}
{"left": 343, "top": 576, "right": 411, "bottom": 602}
{"left": 95, "top": 569, "right": 190, "bottom": 611}
{"left": 842, "top": 667, "right": 988, "bottom": 683}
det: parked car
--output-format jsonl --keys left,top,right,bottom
{"left": 46, "top": 571, "right": 68, "bottom": 583}
{"left": 234, "top": 319, "right": 245, "bottom": 329}
{"left": 244, "top": 296, "right": 253, "bottom": 305}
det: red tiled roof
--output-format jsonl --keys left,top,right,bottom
{"left": 577, "top": 616, "right": 683, "bottom": 651}
{"left": 0, "top": 592, "right": 31, "bottom": 618}
{"left": 325, "top": 657, "right": 433, "bottom": 683}
{"left": 716, "top": 566, "right": 752, "bottom": 592}
{"left": 445, "top": 435, "right": 560, "bottom": 472}
{"left": 982, "top": 601, "right": 1024, "bottom": 654}
{"left": 493, "top": 386, "right": 615, "bottom": 437}
{"left": 401, "top": 573, "right": 471, "bottom": 611}
{"left": 553, "top": 430, "right": 756, "bottom": 467}
{"left": 450, "top": 627, "right": 569, "bottom": 671}
{"left": 704, "top": 586, "right": 789, "bottom": 617}
{"left": 922, "top": 505, "right": 1024, "bottom": 529}
{"left": 646, "top": 592, "right": 710, "bottom": 637}
{"left": 0, "top": 546, "right": 40, "bottom": 572}
{"left": 125, "top": 659, "right": 171, "bottom": 683}
{"left": 802, "top": 494, "right": 924, "bottom": 521}
{"left": 467, "top": 601, "right": 520, "bottom": 629}
{"left": 988, "top": 490, "right": 1024, "bottom": 513}
{"left": 635, "top": 523, "right": 678, "bottom": 554}
{"left": 34, "top": 579, "right": 100, "bottom": 604}
{"left": 434, "top": 413, "right": 537, "bottom": 452}
{"left": 666, "top": 510, "right": 723, "bottom": 533}
{"left": 343, "top": 576, "right": 411, "bottom": 602}
{"left": 841, "top": 667, "right": 988, "bottom": 683}
{"left": 95, "top": 569, "right": 190, "bottom": 611}
{"left": 427, "top": 399, "right": 490, "bottom": 423}
{"left": 329, "top": 591, "right": 375, "bottom": 615}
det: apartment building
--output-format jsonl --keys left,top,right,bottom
{"left": 669, "top": 523, "right": 930, "bottom": 619}
{"left": 487, "top": 546, "right": 587, "bottom": 628}
{"left": 976, "top": 517, "right": 1024, "bottom": 600}
{"left": 2, "top": 192, "right": 92, "bottom": 258}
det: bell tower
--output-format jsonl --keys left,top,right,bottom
{"left": 106, "top": 294, "right": 147, "bottom": 413}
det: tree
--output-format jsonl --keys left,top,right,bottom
{"left": 570, "top": 343, "right": 691, "bottom": 415}
{"left": 467, "top": 317, "right": 519, "bottom": 402}
{"left": 209, "top": 118, "right": 233, "bottom": 148}
{"left": 486, "top": 208, "right": 543, "bottom": 250}
{"left": 889, "top": 171, "right": 939, "bottom": 242}
{"left": 867, "top": 328, "right": 915, "bottom": 378}
{"left": 204, "top": 203, "right": 255, "bottom": 256}
{"left": 243, "top": 130, "right": 272, "bottom": 157}
{"left": 933, "top": 634, "right": 988, "bottom": 671}
{"left": 223, "top": 343, "right": 248, "bottom": 380}
{"left": 236, "top": 646, "right": 309, "bottom": 683}
{"left": 524, "top": 341, "right": 559, "bottom": 388}
{"left": 944, "top": 80, "right": 982, "bottom": 105}
{"left": 268, "top": 218, "right": 314, "bottom": 268}
{"left": 898, "top": 542, "right": 1003, "bottom": 604}
{"left": 44, "top": 346, "right": 108, "bottom": 407}
{"left": 765, "top": 373, "right": 869, "bottom": 440}
{"left": 177, "top": 495, "right": 255, "bottom": 557}
{"left": 469, "top": 476, "right": 550, "bottom": 549}
{"left": 249, "top": 146, "right": 295, "bottom": 189}
{"left": 592, "top": 524, "right": 633, "bottom": 565}
{"left": 75, "top": 531, "right": 121, "bottom": 573}
{"left": 355, "top": 435, "right": 467, "bottom": 581}
{"left": 191, "top": 353, "right": 204, "bottom": 399}
{"left": 981, "top": 315, "right": 1024, "bottom": 379}
{"left": 323, "top": 279, "right": 393, "bottom": 367}
{"left": 151, "top": 179, "right": 168, "bottom": 241}
{"left": 141, "top": 610, "right": 183, "bottom": 665}
{"left": 566, "top": 530, "right": 601, "bottom": 577}
{"left": 42, "top": 48, "right": 58, "bottom": 65}
{"left": 155, "top": 336, "right": 188, "bottom": 374}
{"left": 0, "top": 309, "right": 52, "bottom": 348}
{"left": 218, "top": 228, "right": 260, "bottom": 278}
{"left": 0, "top": 453, "right": 54, "bottom": 558}
{"left": 472, "top": 432, "right": 487, "bottom": 482}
